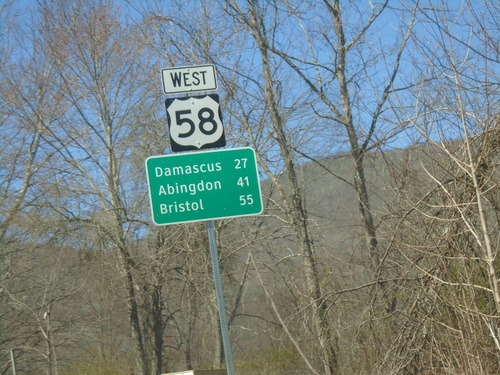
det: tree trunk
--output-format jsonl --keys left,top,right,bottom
{"left": 245, "top": 2, "right": 339, "bottom": 373}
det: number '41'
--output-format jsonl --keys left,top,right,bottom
{"left": 237, "top": 176, "right": 250, "bottom": 187}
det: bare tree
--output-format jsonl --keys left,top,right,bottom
{"left": 272, "top": 0, "right": 418, "bottom": 304}
{"left": 33, "top": 1, "right": 165, "bottom": 373}
{"left": 4, "top": 1, "right": 499, "bottom": 374}
{"left": 223, "top": 1, "right": 340, "bottom": 373}
{"left": 381, "top": 1, "right": 500, "bottom": 373}
{"left": 0, "top": 4, "right": 67, "bottom": 370}
{"left": 137, "top": 1, "right": 422, "bottom": 373}
{"left": 3, "top": 242, "right": 88, "bottom": 375}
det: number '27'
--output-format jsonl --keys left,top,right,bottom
{"left": 234, "top": 158, "right": 247, "bottom": 169}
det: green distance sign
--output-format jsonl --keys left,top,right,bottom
{"left": 145, "top": 147, "right": 263, "bottom": 225}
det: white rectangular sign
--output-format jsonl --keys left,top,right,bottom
{"left": 161, "top": 64, "right": 217, "bottom": 95}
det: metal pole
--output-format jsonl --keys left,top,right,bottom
{"left": 206, "top": 220, "right": 235, "bottom": 375}
{"left": 10, "top": 349, "right": 17, "bottom": 375}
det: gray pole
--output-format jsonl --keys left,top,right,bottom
{"left": 10, "top": 349, "right": 17, "bottom": 375}
{"left": 206, "top": 220, "right": 235, "bottom": 375}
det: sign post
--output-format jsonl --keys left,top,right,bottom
{"left": 207, "top": 220, "right": 234, "bottom": 375}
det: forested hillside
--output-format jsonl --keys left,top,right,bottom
{"left": 1, "top": 1, "right": 499, "bottom": 374}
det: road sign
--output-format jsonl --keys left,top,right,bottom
{"left": 166, "top": 94, "right": 226, "bottom": 152}
{"left": 161, "top": 64, "right": 217, "bottom": 95}
{"left": 145, "top": 147, "right": 263, "bottom": 225}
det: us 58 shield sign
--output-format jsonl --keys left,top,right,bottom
{"left": 166, "top": 94, "right": 226, "bottom": 152}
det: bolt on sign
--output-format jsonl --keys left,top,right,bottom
{"left": 145, "top": 147, "right": 263, "bottom": 225}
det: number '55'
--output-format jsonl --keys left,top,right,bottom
{"left": 239, "top": 195, "right": 254, "bottom": 205}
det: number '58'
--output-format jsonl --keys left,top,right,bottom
{"left": 175, "top": 108, "right": 218, "bottom": 138}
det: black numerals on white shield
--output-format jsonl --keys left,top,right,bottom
{"left": 165, "top": 94, "right": 226, "bottom": 152}
{"left": 175, "top": 107, "right": 217, "bottom": 138}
